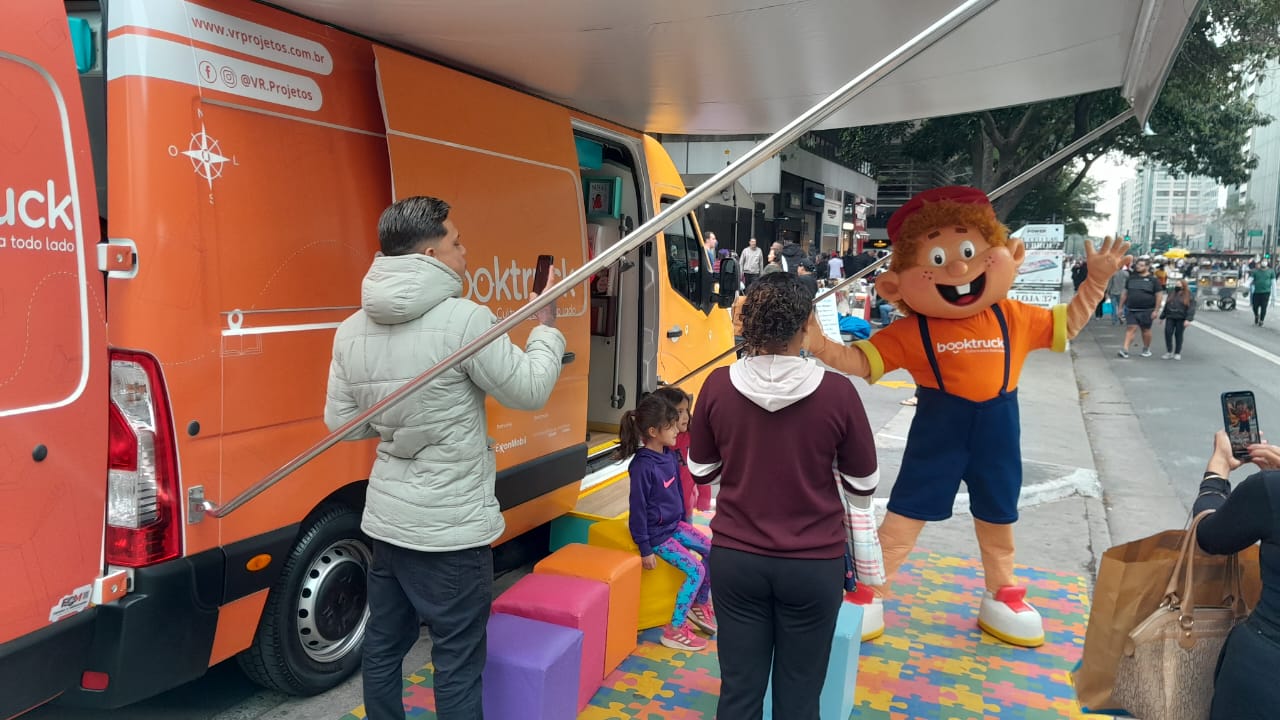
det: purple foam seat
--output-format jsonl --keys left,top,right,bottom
{"left": 482, "top": 613, "right": 582, "bottom": 720}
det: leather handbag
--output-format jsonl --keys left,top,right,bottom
{"left": 1112, "top": 511, "right": 1250, "bottom": 720}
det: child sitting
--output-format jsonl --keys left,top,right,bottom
{"left": 621, "top": 394, "right": 717, "bottom": 651}
{"left": 653, "top": 386, "right": 711, "bottom": 521}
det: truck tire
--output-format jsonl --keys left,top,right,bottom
{"left": 237, "top": 504, "right": 372, "bottom": 695}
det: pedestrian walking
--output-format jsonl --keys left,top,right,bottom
{"left": 828, "top": 251, "right": 845, "bottom": 281}
{"left": 1106, "top": 261, "right": 1129, "bottom": 325}
{"left": 1118, "top": 258, "right": 1163, "bottom": 359}
{"left": 1160, "top": 278, "right": 1195, "bottom": 360}
{"left": 740, "top": 237, "right": 764, "bottom": 288}
{"left": 326, "top": 196, "right": 566, "bottom": 720}
{"left": 1250, "top": 260, "right": 1275, "bottom": 327}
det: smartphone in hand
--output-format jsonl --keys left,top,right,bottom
{"left": 532, "top": 254, "right": 554, "bottom": 295}
{"left": 1221, "top": 390, "right": 1261, "bottom": 460}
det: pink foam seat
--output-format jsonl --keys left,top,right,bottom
{"left": 491, "top": 573, "right": 610, "bottom": 710}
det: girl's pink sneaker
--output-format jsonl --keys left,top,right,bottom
{"left": 688, "top": 602, "right": 718, "bottom": 635}
{"left": 661, "top": 622, "right": 708, "bottom": 651}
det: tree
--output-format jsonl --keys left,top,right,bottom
{"left": 1214, "top": 199, "right": 1258, "bottom": 247}
{"left": 836, "top": 0, "right": 1280, "bottom": 221}
{"left": 1003, "top": 163, "right": 1107, "bottom": 236}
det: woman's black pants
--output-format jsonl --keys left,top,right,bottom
{"left": 1164, "top": 318, "right": 1186, "bottom": 353}
{"left": 709, "top": 545, "right": 843, "bottom": 720}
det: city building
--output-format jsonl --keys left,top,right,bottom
{"left": 1229, "top": 58, "right": 1280, "bottom": 254}
{"left": 1114, "top": 163, "right": 1220, "bottom": 251}
{"left": 659, "top": 133, "right": 877, "bottom": 256}
{"left": 859, "top": 144, "right": 956, "bottom": 247}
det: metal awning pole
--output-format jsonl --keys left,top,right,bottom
{"left": 665, "top": 254, "right": 893, "bottom": 388}
{"left": 668, "top": 108, "right": 1142, "bottom": 390}
{"left": 204, "top": 0, "right": 997, "bottom": 519}
{"left": 988, "top": 108, "right": 1136, "bottom": 201}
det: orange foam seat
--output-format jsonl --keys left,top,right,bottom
{"left": 587, "top": 516, "right": 686, "bottom": 630}
{"left": 534, "top": 543, "right": 641, "bottom": 676}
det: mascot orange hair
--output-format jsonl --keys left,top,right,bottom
{"left": 807, "top": 186, "right": 1129, "bottom": 647}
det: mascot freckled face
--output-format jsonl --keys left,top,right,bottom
{"left": 807, "top": 186, "right": 1129, "bottom": 648}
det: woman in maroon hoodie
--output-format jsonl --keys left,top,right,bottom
{"left": 688, "top": 272, "right": 879, "bottom": 719}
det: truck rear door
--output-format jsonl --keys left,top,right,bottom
{"left": 0, "top": 0, "right": 109, "bottom": 715}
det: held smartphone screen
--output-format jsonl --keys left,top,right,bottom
{"left": 1221, "top": 391, "right": 1261, "bottom": 459}
{"left": 532, "top": 254, "right": 554, "bottom": 295}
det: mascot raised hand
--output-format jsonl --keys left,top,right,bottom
{"left": 806, "top": 186, "right": 1129, "bottom": 647}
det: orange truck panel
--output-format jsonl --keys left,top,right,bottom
{"left": 375, "top": 45, "right": 590, "bottom": 468}
{"left": 1, "top": 0, "right": 109, "bottom": 714}
{"left": 1, "top": 0, "right": 107, "bottom": 648}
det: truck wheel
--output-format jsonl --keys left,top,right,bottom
{"left": 237, "top": 504, "right": 372, "bottom": 695}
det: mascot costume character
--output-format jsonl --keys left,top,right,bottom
{"left": 806, "top": 186, "right": 1129, "bottom": 647}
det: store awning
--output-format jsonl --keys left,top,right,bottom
{"left": 272, "top": 0, "right": 1200, "bottom": 133}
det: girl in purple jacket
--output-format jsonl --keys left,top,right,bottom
{"left": 622, "top": 394, "right": 717, "bottom": 651}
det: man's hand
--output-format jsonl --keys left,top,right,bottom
{"left": 532, "top": 268, "right": 560, "bottom": 327}
{"left": 641, "top": 554, "right": 657, "bottom": 570}
{"left": 1085, "top": 236, "right": 1133, "bottom": 284}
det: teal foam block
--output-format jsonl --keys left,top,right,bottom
{"left": 550, "top": 514, "right": 597, "bottom": 552}
{"left": 762, "top": 600, "right": 863, "bottom": 720}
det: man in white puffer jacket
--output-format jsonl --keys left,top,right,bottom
{"left": 325, "top": 196, "right": 565, "bottom": 720}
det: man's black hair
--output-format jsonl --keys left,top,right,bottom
{"left": 377, "top": 196, "right": 451, "bottom": 257}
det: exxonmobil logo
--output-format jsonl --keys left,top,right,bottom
{"left": 0, "top": 181, "right": 75, "bottom": 230}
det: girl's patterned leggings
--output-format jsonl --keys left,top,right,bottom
{"left": 652, "top": 522, "right": 712, "bottom": 627}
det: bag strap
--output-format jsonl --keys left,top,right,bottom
{"left": 1163, "top": 512, "right": 1202, "bottom": 605}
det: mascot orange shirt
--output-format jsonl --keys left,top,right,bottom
{"left": 807, "top": 186, "right": 1129, "bottom": 648}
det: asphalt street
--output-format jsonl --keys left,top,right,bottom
{"left": 1080, "top": 296, "right": 1280, "bottom": 511}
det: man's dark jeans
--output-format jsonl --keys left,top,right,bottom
{"left": 363, "top": 540, "right": 493, "bottom": 720}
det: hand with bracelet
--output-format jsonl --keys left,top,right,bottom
{"left": 1197, "top": 431, "right": 1278, "bottom": 510}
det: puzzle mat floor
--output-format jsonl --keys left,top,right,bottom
{"left": 341, "top": 550, "right": 1108, "bottom": 719}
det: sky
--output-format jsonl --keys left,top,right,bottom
{"left": 1085, "top": 153, "right": 1135, "bottom": 238}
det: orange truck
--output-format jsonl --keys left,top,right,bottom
{"left": 4, "top": 0, "right": 1205, "bottom": 715}
{"left": 1, "top": 0, "right": 735, "bottom": 714}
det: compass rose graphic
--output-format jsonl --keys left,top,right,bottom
{"left": 182, "top": 125, "right": 231, "bottom": 189}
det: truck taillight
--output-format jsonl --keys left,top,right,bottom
{"left": 105, "top": 350, "right": 181, "bottom": 567}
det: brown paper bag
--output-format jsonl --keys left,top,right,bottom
{"left": 1072, "top": 529, "right": 1261, "bottom": 714}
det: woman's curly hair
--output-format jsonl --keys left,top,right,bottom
{"left": 740, "top": 272, "right": 813, "bottom": 355}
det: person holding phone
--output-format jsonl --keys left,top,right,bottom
{"left": 325, "top": 196, "right": 565, "bottom": 720}
{"left": 1192, "top": 424, "right": 1280, "bottom": 719}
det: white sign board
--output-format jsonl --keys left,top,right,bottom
{"left": 1009, "top": 224, "right": 1065, "bottom": 308}
{"left": 814, "top": 293, "right": 844, "bottom": 344}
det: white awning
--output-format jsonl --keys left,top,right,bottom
{"left": 270, "top": 0, "right": 1200, "bottom": 133}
